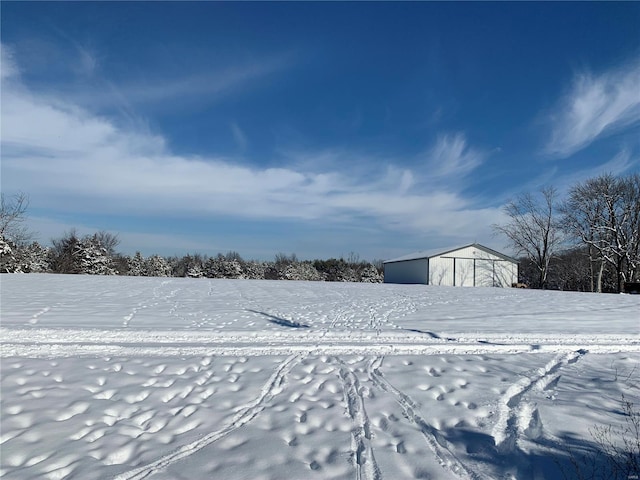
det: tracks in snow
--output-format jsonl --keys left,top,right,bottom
{"left": 113, "top": 354, "right": 303, "bottom": 480}
{"left": 337, "top": 360, "right": 382, "bottom": 480}
{"left": 491, "top": 349, "right": 587, "bottom": 454}
{"left": 3, "top": 327, "right": 636, "bottom": 358}
{"left": 367, "top": 357, "right": 481, "bottom": 480}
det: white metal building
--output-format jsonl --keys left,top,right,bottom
{"left": 383, "top": 243, "right": 518, "bottom": 287}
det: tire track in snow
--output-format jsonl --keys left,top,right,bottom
{"left": 367, "top": 357, "right": 480, "bottom": 480}
{"left": 337, "top": 361, "right": 381, "bottom": 480}
{"left": 491, "top": 349, "right": 587, "bottom": 454}
{"left": 113, "top": 354, "right": 303, "bottom": 480}
{"left": 3, "top": 327, "right": 636, "bottom": 358}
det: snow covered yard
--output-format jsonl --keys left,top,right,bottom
{"left": 1, "top": 274, "right": 638, "bottom": 480}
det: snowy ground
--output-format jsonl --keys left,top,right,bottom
{"left": 1, "top": 274, "right": 639, "bottom": 480}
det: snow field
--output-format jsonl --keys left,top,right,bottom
{"left": 1, "top": 274, "right": 639, "bottom": 479}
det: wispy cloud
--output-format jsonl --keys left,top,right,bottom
{"left": 2, "top": 43, "right": 501, "bottom": 250}
{"left": 500, "top": 146, "right": 639, "bottom": 203}
{"left": 230, "top": 122, "right": 248, "bottom": 151}
{"left": 1, "top": 44, "right": 20, "bottom": 80}
{"left": 74, "top": 45, "right": 99, "bottom": 77}
{"left": 55, "top": 52, "right": 294, "bottom": 114}
{"left": 553, "top": 147, "right": 639, "bottom": 193}
{"left": 121, "top": 56, "right": 291, "bottom": 105}
{"left": 545, "top": 59, "right": 640, "bottom": 158}
{"left": 425, "top": 133, "right": 485, "bottom": 178}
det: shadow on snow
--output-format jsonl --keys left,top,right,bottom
{"left": 443, "top": 426, "right": 639, "bottom": 480}
{"left": 246, "top": 309, "right": 310, "bottom": 329}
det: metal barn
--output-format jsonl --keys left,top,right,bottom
{"left": 383, "top": 243, "right": 518, "bottom": 287}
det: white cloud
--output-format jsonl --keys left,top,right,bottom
{"left": 74, "top": 46, "right": 99, "bottom": 77}
{"left": 59, "top": 53, "right": 294, "bottom": 113}
{"left": 230, "top": 122, "right": 248, "bottom": 151}
{"left": 123, "top": 59, "right": 288, "bottom": 105}
{"left": 545, "top": 59, "right": 640, "bottom": 158}
{"left": 553, "top": 147, "right": 639, "bottom": 193}
{"left": 426, "top": 133, "right": 485, "bottom": 178}
{"left": 1, "top": 43, "right": 20, "bottom": 80}
{"left": 1, "top": 45, "right": 502, "bottom": 249}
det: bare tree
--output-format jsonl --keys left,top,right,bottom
{"left": 49, "top": 230, "right": 119, "bottom": 275}
{"left": 561, "top": 178, "right": 607, "bottom": 292}
{"left": 49, "top": 229, "right": 82, "bottom": 274}
{"left": 562, "top": 173, "right": 640, "bottom": 293}
{"left": 493, "top": 186, "right": 564, "bottom": 289}
{"left": 623, "top": 174, "right": 640, "bottom": 287}
{"left": 93, "top": 231, "right": 120, "bottom": 255}
{"left": 0, "top": 192, "right": 31, "bottom": 245}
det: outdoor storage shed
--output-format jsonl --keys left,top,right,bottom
{"left": 383, "top": 243, "right": 518, "bottom": 287}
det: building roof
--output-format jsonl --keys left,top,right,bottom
{"left": 383, "top": 243, "right": 518, "bottom": 264}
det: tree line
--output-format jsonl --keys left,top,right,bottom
{"left": 493, "top": 172, "right": 640, "bottom": 293}
{"left": 3, "top": 171, "right": 638, "bottom": 291}
{"left": 0, "top": 196, "right": 383, "bottom": 282}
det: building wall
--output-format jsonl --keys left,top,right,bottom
{"left": 385, "top": 245, "right": 518, "bottom": 287}
{"left": 383, "top": 258, "right": 428, "bottom": 284}
{"left": 430, "top": 245, "right": 517, "bottom": 287}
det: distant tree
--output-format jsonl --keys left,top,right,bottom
{"left": 112, "top": 255, "right": 130, "bottom": 275}
{"left": 204, "top": 255, "right": 245, "bottom": 279}
{"left": 561, "top": 177, "right": 608, "bottom": 292}
{"left": 0, "top": 235, "right": 20, "bottom": 273}
{"left": 145, "top": 255, "right": 171, "bottom": 277}
{"left": 545, "top": 247, "right": 592, "bottom": 292}
{"left": 128, "top": 251, "right": 146, "bottom": 276}
{"left": 49, "top": 230, "right": 118, "bottom": 275}
{"left": 274, "top": 252, "right": 298, "bottom": 266}
{"left": 75, "top": 234, "right": 118, "bottom": 275}
{"left": 0, "top": 192, "right": 32, "bottom": 245}
{"left": 346, "top": 251, "right": 360, "bottom": 265}
{"left": 224, "top": 251, "right": 244, "bottom": 262}
{"left": 314, "top": 258, "right": 352, "bottom": 281}
{"left": 172, "top": 253, "right": 205, "bottom": 278}
{"left": 281, "top": 260, "right": 324, "bottom": 281}
{"left": 562, "top": 173, "right": 640, "bottom": 293}
{"left": 371, "top": 259, "right": 385, "bottom": 275}
{"left": 242, "top": 261, "right": 267, "bottom": 280}
{"left": 18, "top": 241, "right": 50, "bottom": 273}
{"left": 187, "top": 263, "right": 204, "bottom": 278}
{"left": 49, "top": 230, "right": 82, "bottom": 274}
{"left": 493, "top": 186, "right": 564, "bottom": 289}
{"left": 359, "top": 264, "right": 383, "bottom": 283}
{"left": 92, "top": 231, "right": 120, "bottom": 257}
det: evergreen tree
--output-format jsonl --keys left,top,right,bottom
{"left": 75, "top": 235, "right": 118, "bottom": 275}
{"left": 128, "top": 251, "right": 146, "bottom": 276}
{"left": 0, "top": 234, "right": 20, "bottom": 273}
{"left": 19, "top": 242, "right": 50, "bottom": 273}
{"left": 145, "top": 255, "right": 171, "bottom": 277}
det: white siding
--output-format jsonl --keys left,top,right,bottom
{"left": 428, "top": 256, "right": 453, "bottom": 285}
{"left": 431, "top": 245, "right": 517, "bottom": 287}
{"left": 383, "top": 259, "right": 428, "bottom": 284}
{"left": 475, "top": 259, "right": 495, "bottom": 287}
{"left": 385, "top": 244, "right": 518, "bottom": 287}
{"left": 455, "top": 258, "right": 475, "bottom": 286}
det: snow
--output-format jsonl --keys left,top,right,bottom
{"left": 1, "top": 274, "right": 639, "bottom": 480}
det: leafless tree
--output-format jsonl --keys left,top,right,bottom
{"left": 92, "top": 231, "right": 120, "bottom": 256}
{"left": 493, "top": 186, "right": 564, "bottom": 289}
{"left": 0, "top": 192, "right": 32, "bottom": 245}
{"left": 49, "top": 229, "right": 82, "bottom": 274}
{"left": 49, "top": 230, "right": 120, "bottom": 275}
{"left": 561, "top": 173, "right": 640, "bottom": 293}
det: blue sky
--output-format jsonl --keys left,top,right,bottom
{"left": 2, "top": 2, "right": 639, "bottom": 261}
